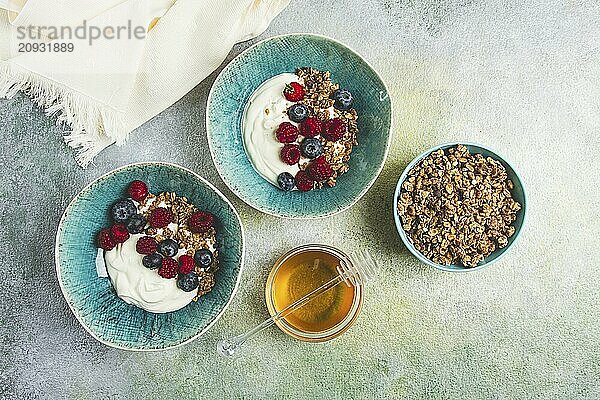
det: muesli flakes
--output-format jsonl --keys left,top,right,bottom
{"left": 397, "top": 144, "right": 521, "bottom": 267}
{"left": 296, "top": 67, "right": 359, "bottom": 187}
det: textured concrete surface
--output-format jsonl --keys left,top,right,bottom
{"left": 1, "top": 1, "right": 599, "bottom": 399}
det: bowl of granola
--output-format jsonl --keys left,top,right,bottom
{"left": 394, "top": 143, "right": 526, "bottom": 272}
{"left": 207, "top": 34, "right": 392, "bottom": 218}
{"left": 55, "top": 163, "right": 244, "bottom": 350}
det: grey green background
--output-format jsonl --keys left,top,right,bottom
{"left": 1, "top": 0, "right": 599, "bottom": 399}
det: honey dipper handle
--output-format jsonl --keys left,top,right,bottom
{"left": 217, "top": 275, "right": 344, "bottom": 357}
{"left": 217, "top": 317, "right": 278, "bottom": 357}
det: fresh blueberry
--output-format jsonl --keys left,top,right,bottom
{"left": 287, "top": 104, "right": 309, "bottom": 123}
{"left": 126, "top": 214, "right": 147, "bottom": 234}
{"left": 142, "top": 253, "right": 162, "bottom": 269}
{"left": 157, "top": 239, "right": 178, "bottom": 257}
{"left": 177, "top": 272, "right": 199, "bottom": 292}
{"left": 331, "top": 89, "right": 353, "bottom": 111}
{"left": 277, "top": 172, "right": 295, "bottom": 191}
{"left": 194, "top": 249, "right": 214, "bottom": 269}
{"left": 300, "top": 138, "right": 323, "bottom": 159}
{"left": 111, "top": 199, "right": 136, "bottom": 223}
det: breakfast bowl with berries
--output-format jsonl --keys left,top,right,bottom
{"left": 207, "top": 34, "right": 392, "bottom": 218}
{"left": 55, "top": 163, "right": 244, "bottom": 350}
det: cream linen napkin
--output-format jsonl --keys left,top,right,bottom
{"left": 0, "top": 0, "right": 289, "bottom": 167}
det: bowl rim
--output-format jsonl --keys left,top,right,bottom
{"left": 392, "top": 142, "right": 527, "bottom": 273}
{"left": 206, "top": 32, "right": 393, "bottom": 220}
{"left": 54, "top": 162, "right": 246, "bottom": 351}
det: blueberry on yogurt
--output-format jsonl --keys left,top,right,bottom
{"left": 157, "top": 239, "right": 178, "bottom": 257}
{"left": 177, "top": 272, "right": 199, "bottom": 292}
{"left": 277, "top": 172, "right": 295, "bottom": 191}
{"left": 300, "top": 138, "right": 323, "bottom": 159}
{"left": 287, "top": 104, "right": 309, "bottom": 123}
{"left": 142, "top": 253, "right": 163, "bottom": 269}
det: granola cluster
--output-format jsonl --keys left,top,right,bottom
{"left": 397, "top": 145, "right": 521, "bottom": 267}
{"left": 139, "top": 191, "right": 217, "bottom": 299}
{"left": 296, "top": 68, "right": 358, "bottom": 188}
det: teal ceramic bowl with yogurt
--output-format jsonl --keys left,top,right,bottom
{"left": 206, "top": 34, "right": 392, "bottom": 219}
{"left": 393, "top": 143, "right": 526, "bottom": 272}
{"left": 55, "top": 163, "right": 244, "bottom": 350}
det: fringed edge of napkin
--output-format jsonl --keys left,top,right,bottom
{"left": 0, "top": 62, "right": 125, "bottom": 168}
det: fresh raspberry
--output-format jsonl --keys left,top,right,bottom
{"left": 300, "top": 117, "right": 323, "bottom": 138}
{"left": 315, "top": 155, "right": 327, "bottom": 164}
{"left": 322, "top": 118, "right": 346, "bottom": 142}
{"left": 98, "top": 228, "right": 116, "bottom": 250}
{"left": 178, "top": 255, "right": 195, "bottom": 275}
{"left": 136, "top": 236, "right": 157, "bottom": 255}
{"left": 188, "top": 211, "right": 214, "bottom": 233}
{"left": 307, "top": 156, "right": 334, "bottom": 181}
{"left": 148, "top": 207, "right": 172, "bottom": 228}
{"left": 128, "top": 180, "right": 149, "bottom": 202}
{"left": 158, "top": 258, "right": 178, "bottom": 279}
{"left": 295, "top": 171, "right": 314, "bottom": 192}
{"left": 275, "top": 122, "right": 299, "bottom": 143}
{"left": 110, "top": 224, "right": 130, "bottom": 244}
{"left": 280, "top": 144, "right": 301, "bottom": 165}
{"left": 283, "top": 82, "right": 305, "bottom": 102}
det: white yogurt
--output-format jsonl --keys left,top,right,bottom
{"left": 104, "top": 234, "right": 195, "bottom": 313}
{"left": 242, "top": 73, "right": 301, "bottom": 186}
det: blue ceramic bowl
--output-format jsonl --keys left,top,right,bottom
{"left": 55, "top": 163, "right": 245, "bottom": 350}
{"left": 393, "top": 143, "right": 526, "bottom": 272}
{"left": 206, "top": 34, "right": 392, "bottom": 218}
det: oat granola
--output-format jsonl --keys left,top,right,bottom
{"left": 98, "top": 180, "right": 218, "bottom": 313}
{"left": 397, "top": 144, "right": 521, "bottom": 267}
{"left": 139, "top": 191, "right": 217, "bottom": 299}
{"left": 242, "top": 68, "right": 359, "bottom": 192}
{"left": 296, "top": 67, "right": 359, "bottom": 188}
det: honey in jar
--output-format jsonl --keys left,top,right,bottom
{"left": 267, "top": 245, "right": 362, "bottom": 338}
